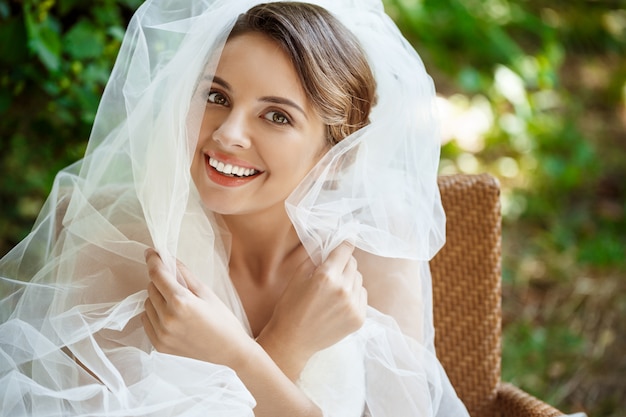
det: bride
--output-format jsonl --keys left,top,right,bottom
{"left": 0, "top": 1, "right": 469, "bottom": 416}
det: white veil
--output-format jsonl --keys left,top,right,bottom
{"left": 0, "top": 1, "right": 467, "bottom": 416}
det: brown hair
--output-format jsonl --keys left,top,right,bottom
{"left": 229, "top": 2, "right": 377, "bottom": 145}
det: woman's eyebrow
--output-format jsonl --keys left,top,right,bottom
{"left": 205, "top": 75, "right": 231, "bottom": 91}
{"left": 260, "top": 96, "right": 307, "bottom": 119}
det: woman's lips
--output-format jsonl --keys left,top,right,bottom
{"left": 204, "top": 153, "right": 262, "bottom": 187}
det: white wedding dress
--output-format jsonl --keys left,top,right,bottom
{"left": 0, "top": 0, "right": 470, "bottom": 416}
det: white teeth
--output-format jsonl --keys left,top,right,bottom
{"left": 208, "top": 157, "right": 258, "bottom": 177}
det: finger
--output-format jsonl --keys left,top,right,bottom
{"left": 343, "top": 255, "right": 358, "bottom": 277}
{"left": 147, "top": 282, "right": 166, "bottom": 312}
{"left": 141, "top": 312, "right": 161, "bottom": 350}
{"left": 337, "top": 256, "right": 359, "bottom": 295}
{"left": 350, "top": 269, "right": 363, "bottom": 295}
{"left": 294, "top": 256, "right": 316, "bottom": 281}
{"left": 175, "top": 259, "right": 206, "bottom": 297}
{"left": 145, "top": 248, "right": 184, "bottom": 301}
{"left": 323, "top": 241, "right": 355, "bottom": 273}
{"left": 144, "top": 297, "right": 161, "bottom": 329}
{"left": 345, "top": 252, "right": 357, "bottom": 268}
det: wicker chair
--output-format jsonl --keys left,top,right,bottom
{"left": 430, "top": 174, "right": 564, "bottom": 417}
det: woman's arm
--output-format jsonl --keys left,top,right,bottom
{"left": 142, "top": 245, "right": 365, "bottom": 417}
{"left": 223, "top": 342, "right": 323, "bottom": 417}
{"left": 142, "top": 249, "right": 320, "bottom": 416}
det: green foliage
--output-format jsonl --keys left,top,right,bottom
{"left": 386, "top": 1, "right": 625, "bottom": 415}
{"left": 386, "top": 0, "right": 626, "bottom": 269}
{"left": 0, "top": 0, "right": 141, "bottom": 252}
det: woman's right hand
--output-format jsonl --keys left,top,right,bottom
{"left": 256, "top": 241, "right": 368, "bottom": 381}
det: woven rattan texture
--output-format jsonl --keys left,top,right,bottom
{"left": 431, "top": 174, "right": 502, "bottom": 417}
{"left": 497, "top": 383, "right": 564, "bottom": 417}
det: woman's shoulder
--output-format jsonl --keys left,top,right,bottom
{"left": 354, "top": 249, "right": 420, "bottom": 282}
{"left": 354, "top": 248, "right": 425, "bottom": 340}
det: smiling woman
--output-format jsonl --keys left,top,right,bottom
{"left": 190, "top": 32, "right": 329, "bottom": 215}
{"left": 0, "top": 1, "right": 465, "bottom": 417}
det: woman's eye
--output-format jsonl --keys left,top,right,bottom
{"left": 264, "top": 111, "right": 290, "bottom": 125}
{"left": 207, "top": 91, "right": 228, "bottom": 106}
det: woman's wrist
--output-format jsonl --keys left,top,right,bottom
{"left": 234, "top": 337, "right": 322, "bottom": 417}
{"left": 256, "top": 323, "right": 311, "bottom": 382}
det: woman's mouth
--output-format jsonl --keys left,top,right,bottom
{"left": 208, "top": 156, "right": 260, "bottom": 178}
{"left": 204, "top": 154, "right": 262, "bottom": 187}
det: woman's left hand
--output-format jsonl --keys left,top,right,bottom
{"left": 256, "top": 242, "right": 367, "bottom": 381}
{"left": 141, "top": 248, "right": 252, "bottom": 367}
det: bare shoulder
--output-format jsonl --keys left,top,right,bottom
{"left": 354, "top": 249, "right": 418, "bottom": 281}
{"left": 354, "top": 249, "right": 425, "bottom": 340}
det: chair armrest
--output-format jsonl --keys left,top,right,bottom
{"left": 496, "top": 382, "right": 564, "bottom": 417}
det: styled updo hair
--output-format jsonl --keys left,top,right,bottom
{"left": 229, "top": 2, "right": 377, "bottom": 145}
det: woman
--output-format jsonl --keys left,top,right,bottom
{"left": 0, "top": 1, "right": 467, "bottom": 416}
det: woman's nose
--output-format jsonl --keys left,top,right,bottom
{"left": 212, "top": 110, "right": 251, "bottom": 149}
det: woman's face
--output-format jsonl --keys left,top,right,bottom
{"left": 190, "top": 32, "right": 328, "bottom": 217}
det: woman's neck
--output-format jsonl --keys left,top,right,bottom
{"left": 220, "top": 208, "right": 303, "bottom": 285}
{"left": 219, "top": 207, "right": 309, "bottom": 337}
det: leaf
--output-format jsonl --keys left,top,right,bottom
{"left": 64, "top": 19, "right": 105, "bottom": 59}
{"left": 24, "top": 11, "right": 62, "bottom": 71}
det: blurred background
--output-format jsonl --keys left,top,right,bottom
{"left": 0, "top": 0, "right": 624, "bottom": 415}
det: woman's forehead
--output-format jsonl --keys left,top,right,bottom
{"left": 211, "top": 33, "right": 309, "bottom": 102}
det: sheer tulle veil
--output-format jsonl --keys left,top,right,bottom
{"left": 0, "top": 0, "right": 468, "bottom": 416}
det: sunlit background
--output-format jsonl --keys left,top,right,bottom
{"left": 1, "top": 1, "right": 624, "bottom": 416}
